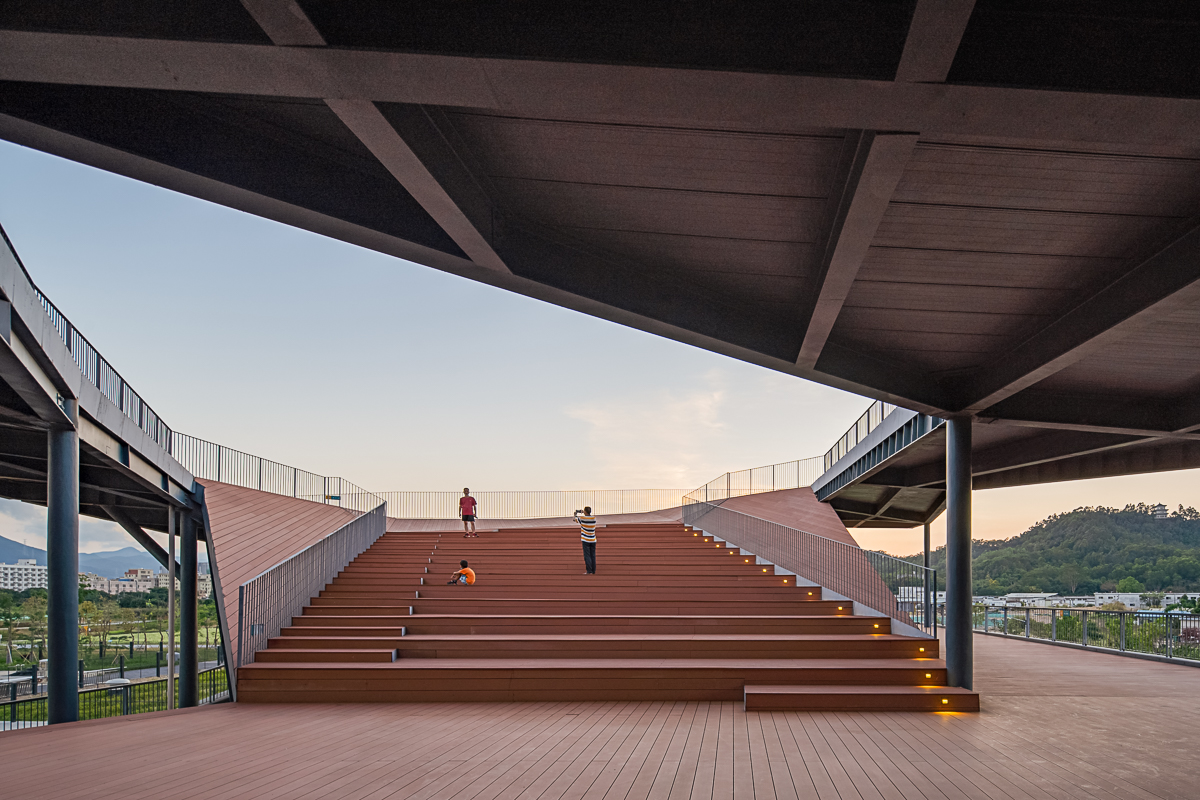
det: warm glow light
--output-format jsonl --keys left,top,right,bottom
{"left": 919, "top": 647, "right": 925, "bottom": 652}
{"left": 762, "top": 568, "right": 768, "bottom": 572}
{"left": 941, "top": 699, "right": 948, "bottom": 705}
{"left": 837, "top": 606, "right": 843, "bottom": 610}
{"left": 745, "top": 559, "right": 749, "bottom": 563}
{"left": 783, "top": 580, "right": 788, "bottom": 584}
{"left": 925, "top": 674, "right": 931, "bottom": 679}
{"left": 873, "top": 624, "right": 879, "bottom": 628}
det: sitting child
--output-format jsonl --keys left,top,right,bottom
{"left": 447, "top": 559, "right": 476, "bottom": 585}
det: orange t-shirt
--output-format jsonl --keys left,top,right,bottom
{"left": 456, "top": 567, "right": 476, "bottom": 585}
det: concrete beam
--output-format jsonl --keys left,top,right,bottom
{"left": 2, "top": 30, "right": 1200, "bottom": 148}
{"left": 961, "top": 217, "right": 1200, "bottom": 413}
{"left": 796, "top": 132, "right": 917, "bottom": 370}
{"left": 894, "top": 0, "right": 977, "bottom": 83}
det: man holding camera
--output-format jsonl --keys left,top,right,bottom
{"left": 574, "top": 506, "right": 597, "bottom": 574}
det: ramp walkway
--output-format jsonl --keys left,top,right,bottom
{"left": 237, "top": 522, "right": 976, "bottom": 711}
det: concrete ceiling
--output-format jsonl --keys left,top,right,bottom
{"left": 3, "top": 1, "right": 1200, "bottom": 488}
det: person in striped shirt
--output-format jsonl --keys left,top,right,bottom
{"left": 574, "top": 506, "right": 597, "bottom": 574}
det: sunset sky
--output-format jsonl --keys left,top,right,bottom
{"left": 3, "top": 139, "right": 1198, "bottom": 557}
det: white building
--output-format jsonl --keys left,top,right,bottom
{"left": 0, "top": 559, "right": 48, "bottom": 591}
{"left": 1004, "top": 592, "right": 1059, "bottom": 607}
{"left": 897, "top": 587, "right": 945, "bottom": 603}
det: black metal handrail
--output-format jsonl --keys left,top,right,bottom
{"left": 973, "top": 604, "right": 1200, "bottom": 663}
{"left": 0, "top": 226, "right": 176, "bottom": 452}
{"left": 1, "top": 664, "right": 230, "bottom": 730}
{"left": 172, "top": 432, "right": 384, "bottom": 513}
{"left": 683, "top": 498, "right": 936, "bottom": 635}
{"left": 237, "top": 503, "right": 387, "bottom": 671}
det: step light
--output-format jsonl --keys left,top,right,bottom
{"left": 941, "top": 699, "right": 949, "bottom": 705}
{"left": 873, "top": 624, "right": 879, "bottom": 628}
{"left": 925, "top": 673, "right": 931, "bottom": 679}
{"left": 919, "top": 647, "right": 925, "bottom": 652}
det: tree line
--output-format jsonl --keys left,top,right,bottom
{"left": 900, "top": 503, "right": 1200, "bottom": 596}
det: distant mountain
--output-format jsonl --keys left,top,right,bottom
{"left": 0, "top": 535, "right": 43, "bottom": 565}
{"left": 0, "top": 534, "right": 207, "bottom": 579}
{"left": 904, "top": 504, "right": 1200, "bottom": 595}
{"left": 78, "top": 547, "right": 165, "bottom": 577}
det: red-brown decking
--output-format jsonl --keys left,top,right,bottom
{"left": 5, "top": 634, "right": 1196, "bottom": 800}
{"left": 236, "top": 522, "right": 972, "bottom": 711}
{"left": 201, "top": 480, "right": 359, "bottom": 668}
{"left": 720, "top": 489, "right": 860, "bottom": 548}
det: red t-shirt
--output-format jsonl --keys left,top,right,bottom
{"left": 459, "top": 496, "right": 477, "bottom": 515}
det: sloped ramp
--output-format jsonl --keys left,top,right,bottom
{"left": 200, "top": 480, "right": 359, "bottom": 669}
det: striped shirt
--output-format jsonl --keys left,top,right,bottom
{"left": 576, "top": 514, "right": 597, "bottom": 543}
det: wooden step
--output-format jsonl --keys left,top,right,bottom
{"left": 265, "top": 633, "right": 930, "bottom": 659}
{"left": 236, "top": 658, "right": 948, "bottom": 702}
{"left": 743, "top": 684, "right": 979, "bottom": 712}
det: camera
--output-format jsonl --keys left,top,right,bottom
{"left": 574, "top": 509, "right": 583, "bottom": 515}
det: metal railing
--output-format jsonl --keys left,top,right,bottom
{"left": 2, "top": 225, "right": 176, "bottom": 453}
{"left": 684, "top": 459, "right": 825, "bottom": 505}
{"left": 823, "top": 400, "right": 896, "bottom": 471}
{"left": 1, "top": 664, "right": 229, "bottom": 731}
{"left": 683, "top": 498, "right": 935, "bottom": 635}
{"left": 379, "top": 489, "right": 685, "bottom": 520}
{"left": 974, "top": 605, "right": 1200, "bottom": 664}
{"left": 682, "top": 401, "right": 903, "bottom": 506}
{"left": 173, "top": 432, "right": 382, "bottom": 513}
{"left": 237, "top": 503, "right": 386, "bottom": 669}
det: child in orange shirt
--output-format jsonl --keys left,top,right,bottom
{"left": 447, "top": 560, "right": 476, "bottom": 585}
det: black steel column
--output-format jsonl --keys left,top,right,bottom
{"left": 945, "top": 417, "right": 973, "bottom": 689}
{"left": 923, "top": 521, "right": 932, "bottom": 629}
{"left": 179, "top": 513, "right": 199, "bottom": 707}
{"left": 46, "top": 400, "right": 79, "bottom": 724}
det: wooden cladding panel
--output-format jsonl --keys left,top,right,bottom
{"left": 898, "top": 142, "right": 1200, "bottom": 216}
{"left": 200, "top": 480, "right": 359, "bottom": 668}
{"left": 445, "top": 113, "right": 844, "bottom": 198}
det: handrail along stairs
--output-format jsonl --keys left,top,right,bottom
{"left": 682, "top": 497, "right": 936, "bottom": 636}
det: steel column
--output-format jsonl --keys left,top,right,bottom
{"left": 179, "top": 513, "right": 199, "bottom": 707}
{"left": 945, "top": 417, "right": 973, "bottom": 689}
{"left": 167, "top": 509, "right": 176, "bottom": 710}
{"left": 923, "top": 521, "right": 932, "bottom": 629}
{"left": 46, "top": 399, "right": 79, "bottom": 724}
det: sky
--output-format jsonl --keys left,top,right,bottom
{"left": 2, "top": 139, "right": 1199, "bottom": 557}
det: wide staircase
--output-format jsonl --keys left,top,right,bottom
{"left": 237, "top": 523, "right": 978, "bottom": 710}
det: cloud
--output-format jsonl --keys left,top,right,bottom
{"left": 0, "top": 497, "right": 138, "bottom": 553}
{"left": 564, "top": 370, "right": 729, "bottom": 487}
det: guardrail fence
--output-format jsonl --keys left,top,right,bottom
{"left": 379, "top": 489, "right": 685, "bottom": 520}
{"left": 1, "top": 664, "right": 229, "bottom": 730}
{"left": 683, "top": 498, "right": 936, "bottom": 635}
{"left": 237, "top": 503, "right": 386, "bottom": 670}
{"left": 173, "top": 433, "right": 381, "bottom": 513}
{"left": 974, "top": 605, "right": 1200, "bottom": 663}
{"left": 683, "top": 401, "right": 906, "bottom": 506}
{"left": 684, "top": 459, "right": 824, "bottom": 505}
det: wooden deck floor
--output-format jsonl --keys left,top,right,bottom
{"left": 5, "top": 633, "right": 1198, "bottom": 799}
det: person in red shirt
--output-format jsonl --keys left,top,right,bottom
{"left": 459, "top": 488, "right": 479, "bottom": 537}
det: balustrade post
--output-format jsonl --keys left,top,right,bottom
{"left": 1083, "top": 611, "right": 1089, "bottom": 646}
{"left": 1120, "top": 613, "right": 1126, "bottom": 651}
{"left": 1025, "top": 607, "right": 1031, "bottom": 637}
{"left": 1052, "top": 609, "right": 1057, "bottom": 641}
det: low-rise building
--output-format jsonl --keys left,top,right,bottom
{"left": 0, "top": 559, "right": 47, "bottom": 591}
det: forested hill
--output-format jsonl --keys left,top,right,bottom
{"left": 902, "top": 504, "right": 1200, "bottom": 595}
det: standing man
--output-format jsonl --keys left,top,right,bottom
{"left": 575, "top": 506, "right": 597, "bottom": 574}
{"left": 460, "top": 488, "right": 479, "bottom": 537}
